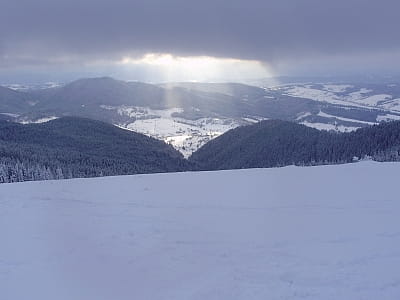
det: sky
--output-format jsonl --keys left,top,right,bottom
{"left": 1, "top": 0, "right": 399, "bottom": 83}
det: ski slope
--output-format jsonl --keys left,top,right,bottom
{"left": 1, "top": 162, "right": 400, "bottom": 300}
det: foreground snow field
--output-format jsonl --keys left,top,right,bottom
{"left": 1, "top": 162, "right": 400, "bottom": 300}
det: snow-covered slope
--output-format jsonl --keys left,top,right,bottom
{"left": 1, "top": 162, "right": 400, "bottom": 300}
{"left": 281, "top": 83, "right": 400, "bottom": 114}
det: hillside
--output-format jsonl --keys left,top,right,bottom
{"left": 1, "top": 162, "right": 400, "bottom": 300}
{"left": 2, "top": 117, "right": 400, "bottom": 183}
{"left": 0, "top": 86, "right": 31, "bottom": 114}
{"left": 3, "top": 77, "right": 400, "bottom": 156}
{"left": 189, "top": 120, "right": 400, "bottom": 170}
{"left": 0, "top": 117, "right": 189, "bottom": 183}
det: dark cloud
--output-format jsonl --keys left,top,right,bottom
{"left": 0, "top": 0, "right": 399, "bottom": 75}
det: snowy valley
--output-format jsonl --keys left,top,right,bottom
{"left": 103, "top": 106, "right": 250, "bottom": 158}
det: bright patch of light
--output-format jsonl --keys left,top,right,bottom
{"left": 119, "top": 53, "right": 272, "bottom": 82}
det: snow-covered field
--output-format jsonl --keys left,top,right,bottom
{"left": 282, "top": 84, "right": 400, "bottom": 113}
{"left": 1, "top": 162, "right": 400, "bottom": 300}
{"left": 300, "top": 121, "right": 360, "bottom": 132}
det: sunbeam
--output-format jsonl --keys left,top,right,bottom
{"left": 119, "top": 53, "right": 273, "bottom": 83}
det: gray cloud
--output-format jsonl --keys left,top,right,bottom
{"left": 0, "top": 0, "right": 399, "bottom": 76}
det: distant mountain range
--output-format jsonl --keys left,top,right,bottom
{"left": 1, "top": 77, "right": 400, "bottom": 156}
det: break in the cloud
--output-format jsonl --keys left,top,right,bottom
{"left": 0, "top": 0, "right": 399, "bottom": 82}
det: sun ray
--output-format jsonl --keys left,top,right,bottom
{"left": 119, "top": 53, "right": 273, "bottom": 83}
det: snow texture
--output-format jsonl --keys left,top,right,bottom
{"left": 1, "top": 162, "right": 400, "bottom": 300}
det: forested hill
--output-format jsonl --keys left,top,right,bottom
{"left": 0, "top": 117, "right": 189, "bottom": 183}
{"left": 189, "top": 120, "right": 400, "bottom": 170}
{"left": 2, "top": 117, "right": 400, "bottom": 183}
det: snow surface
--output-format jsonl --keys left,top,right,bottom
{"left": 283, "top": 86, "right": 369, "bottom": 108}
{"left": 283, "top": 85, "right": 397, "bottom": 111}
{"left": 323, "top": 84, "right": 354, "bottom": 93}
{"left": 295, "top": 112, "right": 312, "bottom": 121}
{"left": 317, "top": 111, "right": 376, "bottom": 125}
{"left": 382, "top": 98, "right": 400, "bottom": 112}
{"left": 0, "top": 113, "right": 19, "bottom": 118}
{"left": 376, "top": 114, "right": 400, "bottom": 122}
{"left": 301, "top": 121, "right": 359, "bottom": 132}
{"left": 20, "top": 116, "right": 59, "bottom": 124}
{"left": 2, "top": 82, "right": 62, "bottom": 91}
{"left": 2, "top": 162, "right": 400, "bottom": 300}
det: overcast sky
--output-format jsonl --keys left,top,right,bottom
{"left": 1, "top": 0, "right": 399, "bottom": 83}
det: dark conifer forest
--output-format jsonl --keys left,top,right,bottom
{"left": 0, "top": 117, "right": 189, "bottom": 183}
{"left": 1, "top": 118, "right": 400, "bottom": 183}
{"left": 189, "top": 120, "right": 400, "bottom": 170}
